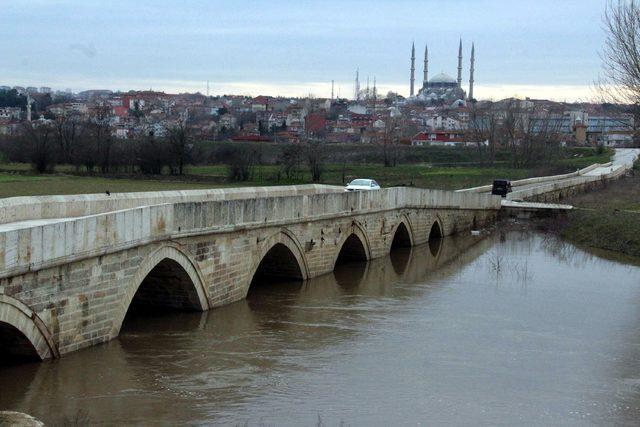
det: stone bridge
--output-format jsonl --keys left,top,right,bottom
{"left": 0, "top": 185, "right": 499, "bottom": 362}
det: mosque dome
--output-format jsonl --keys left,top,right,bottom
{"left": 429, "top": 72, "right": 456, "bottom": 84}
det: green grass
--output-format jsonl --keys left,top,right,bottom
{"left": 0, "top": 174, "right": 225, "bottom": 198}
{"left": 558, "top": 171, "right": 640, "bottom": 258}
{"left": 186, "top": 163, "right": 564, "bottom": 190}
{"left": 556, "top": 148, "right": 613, "bottom": 169}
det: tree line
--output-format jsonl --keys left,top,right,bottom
{"left": 0, "top": 111, "right": 194, "bottom": 175}
{"left": 468, "top": 99, "right": 567, "bottom": 168}
{"left": 0, "top": 110, "right": 329, "bottom": 183}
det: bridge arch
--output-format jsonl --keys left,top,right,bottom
{"left": 0, "top": 295, "right": 58, "bottom": 363}
{"left": 334, "top": 222, "right": 372, "bottom": 267}
{"left": 113, "top": 244, "right": 210, "bottom": 337}
{"left": 247, "top": 229, "right": 309, "bottom": 294}
{"left": 390, "top": 215, "right": 414, "bottom": 250}
{"left": 428, "top": 217, "right": 444, "bottom": 258}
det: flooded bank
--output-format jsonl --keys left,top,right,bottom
{"left": 1, "top": 231, "right": 640, "bottom": 425}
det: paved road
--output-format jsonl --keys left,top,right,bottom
{"left": 486, "top": 148, "right": 640, "bottom": 196}
{"left": 583, "top": 148, "right": 639, "bottom": 176}
{"left": 478, "top": 148, "right": 639, "bottom": 211}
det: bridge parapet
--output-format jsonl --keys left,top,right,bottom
{"left": 0, "top": 184, "right": 344, "bottom": 225}
{"left": 0, "top": 187, "right": 500, "bottom": 279}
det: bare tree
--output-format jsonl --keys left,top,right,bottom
{"left": 498, "top": 99, "right": 565, "bottom": 169}
{"left": 135, "top": 133, "right": 169, "bottom": 175}
{"left": 225, "top": 144, "right": 258, "bottom": 182}
{"left": 599, "top": 0, "right": 640, "bottom": 143}
{"left": 306, "top": 139, "right": 324, "bottom": 182}
{"left": 468, "top": 101, "right": 498, "bottom": 165}
{"left": 167, "top": 119, "right": 192, "bottom": 175}
{"left": 21, "top": 122, "right": 57, "bottom": 173}
{"left": 88, "top": 105, "right": 114, "bottom": 173}
{"left": 277, "top": 143, "right": 302, "bottom": 181}
{"left": 380, "top": 118, "right": 400, "bottom": 167}
{"left": 54, "top": 113, "right": 86, "bottom": 169}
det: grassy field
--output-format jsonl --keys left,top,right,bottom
{"left": 186, "top": 147, "right": 611, "bottom": 189}
{"left": 0, "top": 146, "right": 613, "bottom": 198}
{"left": 556, "top": 167, "right": 640, "bottom": 259}
{"left": 0, "top": 174, "right": 223, "bottom": 198}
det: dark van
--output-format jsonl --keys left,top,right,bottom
{"left": 491, "top": 179, "right": 512, "bottom": 197}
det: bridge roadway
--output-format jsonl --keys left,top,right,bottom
{"left": 457, "top": 148, "right": 640, "bottom": 208}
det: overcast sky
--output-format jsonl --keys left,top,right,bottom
{"left": 0, "top": 0, "right": 607, "bottom": 101}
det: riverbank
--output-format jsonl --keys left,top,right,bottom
{"left": 550, "top": 166, "right": 640, "bottom": 259}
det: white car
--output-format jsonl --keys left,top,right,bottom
{"left": 345, "top": 179, "right": 381, "bottom": 191}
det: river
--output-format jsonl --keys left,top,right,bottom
{"left": 1, "top": 230, "right": 640, "bottom": 425}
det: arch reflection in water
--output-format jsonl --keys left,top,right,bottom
{"left": 390, "top": 247, "right": 412, "bottom": 276}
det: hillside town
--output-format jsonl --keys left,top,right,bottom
{"left": 1, "top": 40, "right": 636, "bottom": 150}
{"left": 0, "top": 84, "right": 635, "bottom": 149}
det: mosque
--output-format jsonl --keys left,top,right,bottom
{"left": 409, "top": 40, "right": 475, "bottom": 105}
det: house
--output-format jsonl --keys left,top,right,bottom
{"left": 240, "top": 121, "right": 259, "bottom": 134}
{"left": 218, "top": 113, "right": 237, "bottom": 130}
{"left": 251, "top": 96, "right": 269, "bottom": 112}
{"left": 306, "top": 112, "right": 327, "bottom": 135}
{"left": 411, "top": 131, "right": 465, "bottom": 146}
{"left": 112, "top": 106, "right": 129, "bottom": 118}
{"left": 0, "top": 119, "right": 21, "bottom": 135}
{"left": 0, "top": 107, "right": 22, "bottom": 120}
{"left": 425, "top": 115, "right": 463, "bottom": 131}
{"left": 285, "top": 106, "right": 307, "bottom": 132}
{"left": 113, "top": 125, "right": 130, "bottom": 139}
{"left": 267, "top": 112, "right": 286, "bottom": 130}
{"left": 372, "top": 119, "right": 386, "bottom": 130}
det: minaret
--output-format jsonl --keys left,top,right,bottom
{"left": 373, "top": 76, "right": 377, "bottom": 113}
{"left": 457, "top": 39, "right": 463, "bottom": 88}
{"left": 26, "top": 93, "right": 32, "bottom": 122}
{"left": 366, "top": 75, "right": 370, "bottom": 99}
{"left": 354, "top": 68, "right": 360, "bottom": 101}
{"left": 373, "top": 76, "right": 377, "bottom": 100}
{"left": 410, "top": 42, "right": 416, "bottom": 97}
{"left": 468, "top": 43, "right": 475, "bottom": 101}
{"left": 423, "top": 44, "right": 429, "bottom": 86}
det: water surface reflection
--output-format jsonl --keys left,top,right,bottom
{"left": 1, "top": 231, "right": 640, "bottom": 425}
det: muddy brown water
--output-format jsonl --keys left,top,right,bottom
{"left": 2, "top": 231, "right": 640, "bottom": 425}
